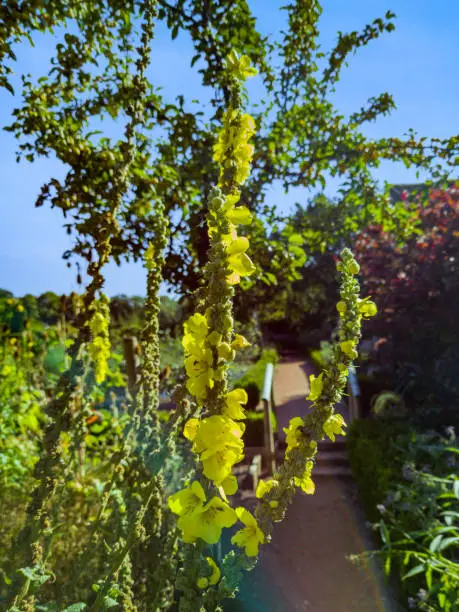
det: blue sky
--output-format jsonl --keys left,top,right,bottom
{"left": 1, "top": 0, "right": 458, "bottom": 297}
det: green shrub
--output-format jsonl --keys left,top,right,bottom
{"left": 234, "top": 348, "right": 278, "bottom": 409}
{"left": 346, "top": 418, "right": 411, "bottom": 522}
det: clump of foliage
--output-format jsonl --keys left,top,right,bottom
{"left": 348, "top": 420, "right": 459, "bottom": 611}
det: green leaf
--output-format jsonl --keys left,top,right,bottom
{"left": 403, "top": 563, "right": 425, "bottom": 580}
{"left": 379, "top": 519, "right": 390, "bottom": 545}
{"left": 453, "top": 480, "right": 459, "bottom": 500}
{"left": 438, "top": 536, "right": 459, "bottom": 551}
{"left": 63, "top": 605, "right": 87, "bottom": 611}
{"left": 18, "top": 566, "right": 51, "bottom": 587}
{"left": 429, "top": 534, "right": 443, "bottom": 553}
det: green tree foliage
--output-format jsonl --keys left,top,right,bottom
{"left": 2, "top": 1, "right": 458, "bottom": 304}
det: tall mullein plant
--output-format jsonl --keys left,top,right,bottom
{"left": 6, "top": 1, "right": 159, "bottom": 609}
{"left": 166, "top": 54, "right": 378, "bottom": 612}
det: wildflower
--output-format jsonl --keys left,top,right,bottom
{"left": 336, "top": 301, "right": 347, "bottom": 315}
{"left": 144, "top": 242, "right": 156, "bottom": 270}
{"left": 217, "top": 342, "right": 235, "bottom": 361}
{"left": 182, "top": 313, "right": 215, "bottom": 399}
{"left": 197, "top": 557, "right": 221, "bottom": 589}
{"left": 178, "top": 496, "right": 237, "bottom": 544}
{"left": 323, "top": 413, "right": 346, "bottom": 442}
{"left": 223, "top": 388, "right": 248, "bottom": 420}
{"left": 220, "top": 474, "right": 238, "bottom": 496}
{"left": 225, "top": 234, "right": 256, "bottom": 285}
{"left": 183, "top": 415, "right": 245, "bottom": 485}
{"left": 294, "top": 461, "right": 315, "bottom": 495}
{"left": 256, "top": 479, "right": 278, "bottom": 499}
{"left": 283, "top": 416, "right": 304, "bottom": 455}
{"left": 307, "top": 372, "right": 324, "bottom": 402}
{"left": 358, "top": 298, "right": 377, "bottom": 318}
{"left": 183, "top": 313, "right": 209, "bottom": 341}
{"left": 168, "top": 481, "right": 206, "bottom": 517}
{"left": 348, "top": 260, "right": 360, "bottom": 275}
{"left": 231, "top": 507, "right": 264, "bottom": 556}
{"left": 231, "top": 334, "right": 251, "bottom": 350}
{"left": 226, "top": 50, "right": 258, "bottom": 81}
{"left": 340, "top": 340, "right": 358, "bottom": 360}
{"left": 201, "top": 446, "right": 244, "bottom": 484}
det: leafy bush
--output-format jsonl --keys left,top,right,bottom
{"left": 233, "top": 348, "right": 279, "bottom": 410}
{"left": 348, "top": 419, "right": 459, "bottom": 610}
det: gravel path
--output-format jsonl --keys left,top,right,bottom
{"left": 226, "top": 355, "right": 401, "bottom": 612}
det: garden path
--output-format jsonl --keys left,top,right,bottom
{"left": 228, "top": 354, "right": 401, "bottom": 612}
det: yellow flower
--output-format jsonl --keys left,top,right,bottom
{"left": 323, "top": 413, "right": 346, "bottom": 442}
{"left": 144, "top": 242, "right": 156, "bottom": 270}
{"left": 336, "top": 301, "right": 347, "bottom": 315}
{"left": 223, "top": 388, "right": 248, "bottom": 420}
{"left": 340, "top": 340, "right": 358, "bottom": 360}
{"left": 184, "top": 415, "right": 245, "bottom": 485}
{"left": 201, "top": 446, "right": 244, "bottom": 484}
{"left": 225, "top": 234, "right": 256, "bottom": 285}
{"left": 307, "top": 372, "right": 323, "bottom": 402}
{"left": 168, "top": 481, "right": 206, "bottom": 516}
{"left": 218, "top": 473, "right": 238, "bottom": 500}
{"left": 227, "top": 50, "right": 258, "bottom": 80}
{"left": 226, "top": 205, "right": 252, "bottom": 225}
{"left": 231, "top": 334, "right": 251, "bottom": 350}
{"left": 283, "top": 416, "right": 304, "bottom": 455}
{"left": 358, "top": 298, "right": 377, "bottom": 318}
{"left": 183, "top": 313, "right": 209, "bottom": 341}
{"left": 294, "top": 461, "right": 315, "bottom": 495}
{"left": 255, "top": 479, "right": 278, "bottom": 499}
{"left": 178, "top": 496, "right": 237, "bottom": 544}
{"left": 16, "top": 304, "right": 24, "bottom": 313}
{"left": 231, "top": 507, "right": 264, "bottom": 557}
{"left": 197, "top": 557, "right": 221, "bottom": 589}
{"left": 217, "top": 342, "right": 235, "bottom": 361}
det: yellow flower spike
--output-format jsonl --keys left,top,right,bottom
{"left": 255, "top": 479, "right": 279, "bottom": 499}
{"left": 231, "top": 507, "right": 265, "bottom": 557}
{"left": 224, "top": 388, "right": 248, "bottom": 420}
{"left": 323, "top": 413, "right": 346, "bottom": 442}
{"left": 168, "top": 481, "right": 206, "bottom": 516}
{"left": 340, "top": 340, "right": 358, "bottom": 360}
{"left": 178, "top": 496, "right": 237, "bottom": 545}
{"left": 307, "top": 372, "right": 324, "bottom": 402}
{"left": 231, "top": 334, "right": 251, "bottom": 350}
